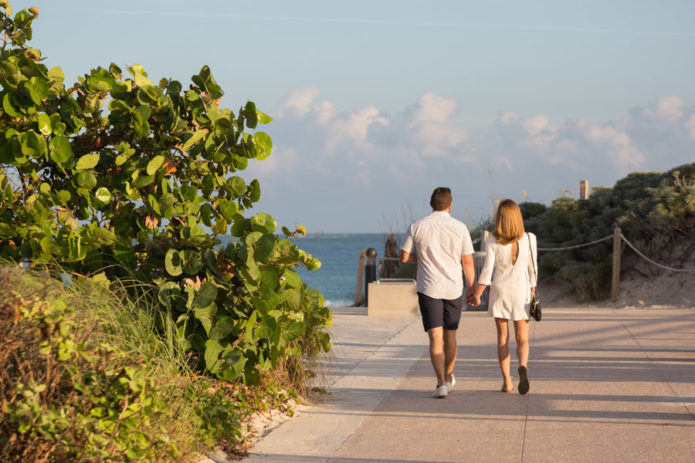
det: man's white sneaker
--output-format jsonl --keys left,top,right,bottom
{"left": 432, "top": 385, "right": 448, "bottom": 398}
{"left": 446, "top": 374, "right": 456, "bottom": 392}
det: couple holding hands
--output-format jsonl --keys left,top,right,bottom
{"left": 400, "top": 187, "right": 538, "bottom": 398}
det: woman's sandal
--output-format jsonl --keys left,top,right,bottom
{"left": 501, "top": 384, "right": 514, "bottom": 393}
{"left": 518, "top": 366, "right": 530, "bottom": 395}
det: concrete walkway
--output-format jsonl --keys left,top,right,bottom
{"left": 245, "top": 305, "right": 695, "bottom": 463}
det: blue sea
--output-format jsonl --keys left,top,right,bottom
{"left": 291, "top": 233, "right": 398, "bottom": 307}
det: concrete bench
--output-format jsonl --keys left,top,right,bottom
{"left": 367, "top": 279, "right": 419, "bottom": 317}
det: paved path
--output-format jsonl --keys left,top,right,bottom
{"left": 245, "top": 306, "right": 695, "bottom": 463}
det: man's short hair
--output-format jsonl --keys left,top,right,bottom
{"left": 430, "top": 187, "right": 452, "bottom": 211}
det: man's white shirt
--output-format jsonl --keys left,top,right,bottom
{"left": 401, "top": 211, "right": 474, "bottom": 300}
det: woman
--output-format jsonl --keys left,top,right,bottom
{"left": 469, "top": 199, "right": 537, "bottom": 394}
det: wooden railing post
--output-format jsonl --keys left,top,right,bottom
{"left": 611, "top": 227, "right": 622, "bottom": 302}
{"left": 354, "top": 249, "right": 367, "bottom": 306}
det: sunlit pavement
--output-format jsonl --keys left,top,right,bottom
{"left": 243, "top": 306, "right": 695, "bottom": 463}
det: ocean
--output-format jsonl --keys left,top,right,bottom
{"left": 290, "top": 233, "right": 398, "bottom": 307}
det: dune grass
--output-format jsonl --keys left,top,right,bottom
{"left": 0, "top": 265, "right": 294, "bottom": 462}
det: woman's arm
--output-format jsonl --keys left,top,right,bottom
{"left": 469, "top": 241, "right": 495, "bottom": 306}
{"left": 400, "top": 250, "right": 417, "bottom": 264}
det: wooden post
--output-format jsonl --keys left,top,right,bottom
{"left": 611, "top": 227, "right": 622, "bottom": 302}
{"left": 354, "top": 249, "right": 366, "bottom": 306}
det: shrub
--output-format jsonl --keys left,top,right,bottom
{"left": 520, "top": 162, "right": 695, "bottom": 300}
{"left": 0, "top": 1, "right": 331, "bottom": 384}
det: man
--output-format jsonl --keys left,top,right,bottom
{"left": 400, "top": 187, "right": 476, "bottom": 398}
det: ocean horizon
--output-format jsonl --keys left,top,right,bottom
{"left": 291, "top": 233, "right": 400, "bottom": 307}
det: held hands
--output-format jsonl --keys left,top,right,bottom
{"left": 466, "top": 286, "right": 481, "bottom": 307}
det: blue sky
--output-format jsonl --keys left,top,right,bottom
{"left": 17, "top": 0, "right": 695, "bottom": 232}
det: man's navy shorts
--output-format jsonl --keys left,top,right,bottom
{"left": 417, "top": 292, "right": 463, "bottom": 332}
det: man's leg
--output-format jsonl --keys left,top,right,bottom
{"left": 427, "top": 326, "right": 446, "bottom": 386}
{"left": 443, "top": 328, "right": 457, "bottom": 383}
{"left": 442, "top": 295, "right": 463, "bottom": 384}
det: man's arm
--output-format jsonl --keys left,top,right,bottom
{"left": 400, "top": 249, "right": 417, "bottom": 265}
{"left": 462, "top": 254, "right": 475, "bottom": 296}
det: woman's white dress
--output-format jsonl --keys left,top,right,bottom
{"left": 478, "top": 233, "right": 538, "bottom": 321}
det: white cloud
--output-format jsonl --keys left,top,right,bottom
{"left": 246, "top": 91, "right": 695, "bottom": 232}
{"left": 584, "top": 124, "right": 645, "bottom": 172}
{"left": 326, "top": 105, "right": 389, "bottom": 152}
{"left": 277, "top": 87, "right": 320, "bottom": 118}
{"left": 644, "top": 96, "right": 684, "bottom": 123}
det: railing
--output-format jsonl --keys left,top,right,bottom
{"left": 356, "top": 228, "right": 694, "bottom": 306}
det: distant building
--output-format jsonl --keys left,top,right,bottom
{"left": 579, "top": 180, "right": 589, "bottom": 200}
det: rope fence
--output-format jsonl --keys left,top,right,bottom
{"left": 362, "top": 227, "right": 693, "bottom": 305}
{"left": 537, "top": 231, "right": 694, "bottom": 272}
{"left": 537, "top": 235, "right": 613, "bottom": 251}
{"left": 620, "top": 235, "right": 695, "bottom": 273}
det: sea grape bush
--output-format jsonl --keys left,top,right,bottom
{"left": 0, "top": 2, "right": 331, "bottom": 383}
{"left": 518, "top": 163, "right": 695, "bottom": 300}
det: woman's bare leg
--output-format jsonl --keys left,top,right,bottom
{"left": 495, "top": 318, "right": 513, "bottom": 391}
{"left": 513, "top": 319, "right": 529, "bottom": 367}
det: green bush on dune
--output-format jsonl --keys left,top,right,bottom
{"left": 0, "top": 1, "right": 330, "bottom": 460}
{"left": 0, "top": 266, "right": 244, "bottom": 461}
{"left": 519, "top": 163, "right": 695, "bottom": 300}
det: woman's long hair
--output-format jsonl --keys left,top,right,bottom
{"left": 493, "top": 199, "right": 525, "bottom": 245}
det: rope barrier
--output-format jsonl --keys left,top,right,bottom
{"left": 377, "top": 231, "right": 693, "bottom": 273}
{"left": 537, "top": 234, "right": 613, "bottom": 251}
{"left": 620, "top": 235, "right": 695, "bottom": 273}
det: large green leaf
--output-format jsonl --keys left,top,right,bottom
{"left": 250, "top": 212, "right": 276, "bottom": 233}
{"left": 181, "top": 249, "right": 202, "bottom": 275}
{"left": 192, "top": 65, "right": 223, "bottom": 100}
{"left": 244, "top": 101, "right": 258, "bottom": 129}
{"left": 74, "top": 171, "right": 97, "bottom": 190}
{"left": 254, "top": 233, "right": 276, "bottom": 262}
{"left": 94, "top": 187, "right": 112, "bottom": 204}
{"left": 255, "top": 316, "right": 277, "bottom": 339}
{"left": 204, "top": 339, "right": 224, "bottom": 373}
{"left": 75, "top": 153, "right": 100, "bottom": 170}
{"left": 164, "top": 249, "right": 183, "bottom": 276}
{"left": 128, "top": 64, "right": 154, "bottom": 87}
{"left": 218, "top": 199, "right": 238, "bottom": 221}
{"left": 281, "top": 319, "right": 305, "bottom": 343}
{"left": 218, "top": 351, "right": 246, "bottom": 381}
{"left": 37, "top": 113, "right": 51, "bottom": 136}
{"left": 227, "top": 176, "right": 246, "bottom": 197}
{"left": 146, "top": 154, "right": 165, "bottom": 175}
{"left": 158, "top": 281, "right": 182, "bottom": 307}
{"left": 49, "top": 136, "right": 73, "bottom": 164}
{"left": 253, "top": 132, "right": 272, "bottom": 161}
{"left": 0, "top": 60, "right": 22, "bottom": 88}
{"left": 193, "top": 283, "right": 218, "bottom": 308}
{"left": 283, "top": 269, "right": 301, "bottom": 288}
{"left": 132, "top": 174, "right": 154, "bottom": 188}
{"left": 182, "top": 129, "right": 206, "bottom": 152}
{"left": 85, "top": 68, "right": 115, "bottom": 92}
{"left": 25, "top": 77, "right": 49, "bottom": 105}
{"left": 249, "top": 179, "right": 261, "bottom": 202}
{"left": 194, "top": 304, "right": 215, "bottom": 335}
{"left": 209, "top": 316, "right": 237, "bottom": 340}
{"left": 90, "top": 227, "right": 116, "bottom": 246}
{"left": 256, "top": 110, "right": 273, "bottom": 125}
{"left": 2, "top": 94, "right": 19, "bottom": 117}
{"left": 20, "top": 131, "right": 46, "bottom": 158}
